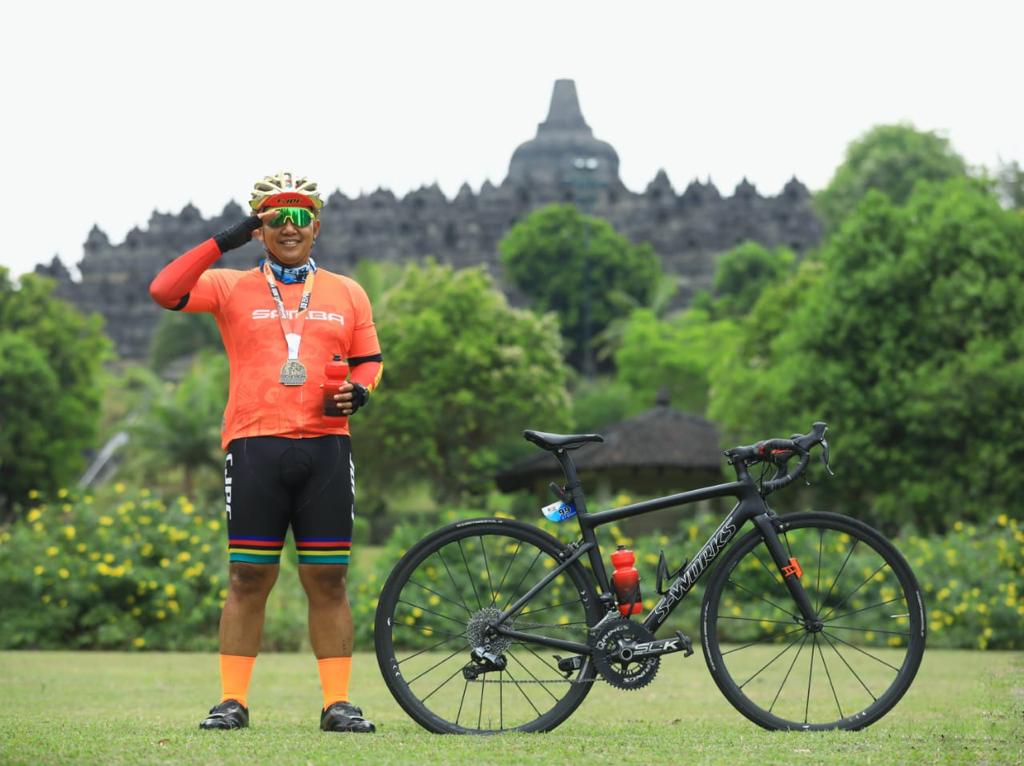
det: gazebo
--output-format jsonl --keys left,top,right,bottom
{"left": 496, "top": 392, "right": 728, "bottom": 520}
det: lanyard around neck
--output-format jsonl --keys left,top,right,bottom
{"left": 261, "top": 261, "right": 316, "bottom": 360}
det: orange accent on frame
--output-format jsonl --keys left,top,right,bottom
{"left": 781, "top": 557, "right": 803, "bottom": 579}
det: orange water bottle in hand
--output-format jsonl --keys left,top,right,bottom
{"left": 322, "top": 354, "right": 349, "bottom": 417}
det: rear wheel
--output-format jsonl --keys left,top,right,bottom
{"left": 701, "top": 511, "right": 925, "bottom": 730}
{"left": 375, "top": 518, "right": 601, "bottom": 733}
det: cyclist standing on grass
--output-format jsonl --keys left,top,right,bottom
{"left": 149, "top": 172, "right": 382, "bottom": 734}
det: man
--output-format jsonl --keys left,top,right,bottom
{"left": 149, "top": 172, "right": 382, "bottom": 733}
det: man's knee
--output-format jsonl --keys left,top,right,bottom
{"left": 300, "top": 565, "right": 348, "bottom": 601}
{"left": 228, "top": 562, "right": 279, "bottom": 599}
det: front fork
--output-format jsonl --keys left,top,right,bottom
{"left": 752, "top": 513, "right": 822, "bottom": 629}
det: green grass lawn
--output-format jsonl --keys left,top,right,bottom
{"left": 0, "top": 649, "right": 1019, "bottom": 765}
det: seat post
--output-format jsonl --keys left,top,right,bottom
{"left": 553, "top": 449, "right": 588, "bottom": 515}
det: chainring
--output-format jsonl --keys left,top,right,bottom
{"left": 589, "top": 617, "right": 660, "bottom": 691}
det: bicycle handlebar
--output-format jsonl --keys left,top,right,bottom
{"left": 724, "top": 422, "right": 830, "bottom": 494}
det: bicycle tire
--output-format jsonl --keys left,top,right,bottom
{"left": 375, "top": 517, "right": 602, "bottom": 733}
{"left": 701, "top": 511, "right": 926, "bottom": 730}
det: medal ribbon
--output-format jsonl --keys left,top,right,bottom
{"left": 262, "top": 261, "right": 316, "bottom": 362}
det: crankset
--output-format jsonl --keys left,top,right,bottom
{"left": 588, "top": 618, "right": 694, "bottom": 690}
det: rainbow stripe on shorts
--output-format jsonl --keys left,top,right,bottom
{"left": 295, "top": 537, "right": 351, "bottom": 565}
{"left": 228, "top": 536, "right": 285, "bottom": 564}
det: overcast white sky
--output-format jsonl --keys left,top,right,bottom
{"left": 3, "top": 0, "right": 1021, "bottom": 276}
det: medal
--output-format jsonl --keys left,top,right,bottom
{"left": 279, "top": 359, "right": 308, "bottom": 386}
{"left": 262, "top": 261, "right": 317, "bottom": 387}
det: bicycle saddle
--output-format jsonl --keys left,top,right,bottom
{"left": 523, "top": 430, "right": 604, "bottom": 451}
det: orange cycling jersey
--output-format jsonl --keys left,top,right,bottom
{"left": 164, "top": 244, "right": 381, "bottom": 449}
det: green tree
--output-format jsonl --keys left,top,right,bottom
{"left": 500, "top": 204, "right": 661, "bottom": 371}
{"left": 994, "top": 159, "right": 1024, "bottom": 210}
{"left": 357, "top": 262, "right": 572, "bottom": 505}
{"left": 128, "top": 353, "right": 228, "bottom": 498}
{"left": 816, "top": 123, "right": 968, "bottom": 231}
{"left": 149, "top": 311, "right": 221, "bottom": 374}
{"left": 711, "top": 179, "right": 1024, "bottom": 530}
{"left": 613, "top": 307, "right": 738, "bottom": 416}
{"left": 0, "top": 270, "right": 110, "bottom": 515}
{"left": 701, "top": 241, "right": 796, "bottom": 317}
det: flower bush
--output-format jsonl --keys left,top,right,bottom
{"left": 2, "top": 486, "right": 1020, "bottom": 651}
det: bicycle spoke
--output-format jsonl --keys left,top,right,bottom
{"left": 435, "top": 549, "right": 473, "bottom": 615}
{"left": 501, "top": 548, "right": 543, "bottom": 612}
{"left": 392, "top": 623, "right": 465, "bottom": 640}
{"left": 408, "top": 646, "right": 466, "bottom": 686}
{"left": 507, "top": 650, "right": 561, "bottom": 702}
{"left": 397, "top": 599, "right": 468, "bottom": 628}
{"left": 518, "top": 599, "right": 584, "bottom": 617}
{"left": 751, "top": 548, "right": 784, "bottom": 586}
{"left": 480, "top": 536, "right": 496, "bottom": 606}
{"left": 477, "top": 677, "right": 484, "bottom": 729}
{"left": 728, "top": 578, "right": 801, "bottom": 621}
{"left": 738, "top": 631, "right": 806, "bottom": 688}
{"left": 458, "top": 540, "right": 483, "bottom": 610}
{"left": 818, "top": 539, "right": 859, "bottom": 613}
{"left": 421, "top": 662, "right": 468, "bottom": 704}
{"left": 722, "top": 624, "right": 806, "bottom": 656}
{"left": 520, "top": 642, "right": 569, "bottom": 677}
{"left": 501, "top": 664, "right": 542, "bottom": 717}
{"left": 805, "top": 634, "right": 817, "bottom": 724}
{"left": 824, "top": 631, "right": 902, "bottom": 673}
{"left": 814, "top": 529, "right": 824, "bottom": 612}
{"left": 769, "top": 634, "right": 809, "bottom": 713}
{"left": 718, "top": 615, "right": 797, "bottom": 626}
{"left": 409, "top": 577, "right": 473, "bottom": 615}
{"left": 490, "top": 540, "right": 522, "bottom": 609}
{"left": 820, "top": 561, "right": 889, "bottom": 621}
{"left": 455, "top": 679, "right": 469, "bottom": 726}
{"left": 821, "top": 631, "right": 876, "bottom": 701}
{"left": 825, "top": 624, "right": 909, "bottom": 637}
{"left": 824, "top": 596, "right": 904, "bottom": 625}
{"left": 398, "top": 634, "right": 461, "bottom": 665}
{"left": 817, "top": 635, "right": 844, "bottom": 720}
{"left": 499, "top": 670, "right": 503, "bottom": 730}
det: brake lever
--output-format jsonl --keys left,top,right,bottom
{"left": 820, "top": 438, "right": 835, "bottom": 476}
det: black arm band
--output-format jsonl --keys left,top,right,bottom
{"left": 349, "top": 353, "right": 383, "bottom": 367}
{"left": 171, "top": 293, "right": 190, "bottom": 311}
{"left": 213, "top": 216, "right": 262, "bottom": 254}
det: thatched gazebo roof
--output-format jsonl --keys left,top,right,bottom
{"left": 496, "top": 393, "right": 724, "bottom": 497}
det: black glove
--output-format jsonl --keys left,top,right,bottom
{"left": 213, "top": 215, "right": 262, "bottom": 253}
{"left": 348, "top": 382, "right": 370, "bottom": 414}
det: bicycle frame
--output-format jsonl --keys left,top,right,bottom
{"left": 493, "top": 449, "right": 820, "bottom": 655}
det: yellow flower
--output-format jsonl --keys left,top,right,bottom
{"left": 57, "top": 488, "right": 69, "bottom": 499}
{"left": 64, "top": 525, "right": 76, "bottom": 540}
{"left": 114, "top": 483, "right": 125, "bottom": 494}
{"left": 99, "top": 516, "right": 114, "bottom": 527}
{"left": 131, "top": 607, "right": 142, "bottom": 617}
{"left": 207, "top": 520, "right": 221, "bottom": 531}
{"left": 997, "top": 513, "right": 1008, "bottom": 527}
{"left": 201, "top": 544, "right": 211, "bottom": 553}
{"left": 953, "top": 521, "right": 964, "bottom": 531}
{"left": 190, "top": 535, "right": 200, "bottom": 545}
{"left": 141, "top": 543, "right": 153, "bottom": 556}
{"left": 33, "top": 565, "right": 45, "bottom": 576}
{"left": 41, "top": 594, "right": 51, "bottom": 604}
{"left": 138, "top": 516, "right": 152, "bottom": 525}
{"left": 96, "top": 563, "right": 109, "bottom": 575}
{"left": 132, "top": 637, "right": 146, "bottom": 648}
{"left": 177, "top": 551, "right": 191, "bottom": 563}
{"left": 89, "top": 551, "right": 101, "bottom": 561}
{"left": 218, "top": 588, "right": 228, "bottom": 600}
{"left": 164, "top": 583, "right": 177, "bottom": 597}
{"left": 27, "top": 509, "right": 42, "bottom": 523}
{"left": 83, "top": 495, "right": 93, "bottom": 504}
{"left": 103, "top": 553, "right": 115, "bottom": 563}
{"left": 58, "top": 568, "right": 70, "bottom": 579}
{"left": 46, "top": 546, "right": 59, "bottom": 557}
{"left": 167, "top": 599, "right": 180, "bottom": 613}
{"left": 155, "top": 610, "right": 166, "bottom": 620}
{"left": 160, "top": 558, "right": 170, "bottom": 568}
{"left": 61, "top": 503, "right": 72, "bottom": 513}
{"left": 58, "top": 599, "right": 68, "bottom": 608}
{"left": 33, "top": 522, "right": 44, "bottom": 533}
{"left": 28, "top": 489, "right": 40, "bottom": 499}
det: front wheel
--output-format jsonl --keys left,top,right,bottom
{"left": 375, "top": 518, "right": 602, "bottom": 733}
{"left": 701, "top": 511, "right": 926, "bottom": 730}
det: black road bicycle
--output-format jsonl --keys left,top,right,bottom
{"left": 374, "top": 423, "right": 926, "bottom": 733}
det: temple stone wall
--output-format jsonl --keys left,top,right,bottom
{"left": 37, "top": 80, "right": 822, "bottom": 360}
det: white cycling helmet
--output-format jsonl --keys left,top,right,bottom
{"left": 249, "top": 171, "right": 324, "bottom": 212}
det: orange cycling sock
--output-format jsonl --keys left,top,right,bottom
{"left": 317, "top": 656, "right": 352, "bottom": 709}
{"left": 220, "top": 654, "right": 256, "bottom": 708}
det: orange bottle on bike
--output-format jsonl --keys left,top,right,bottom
{"left": 610, "top": 545, "right": 642, "bottom": 616}
{"left": 322, "top": 354, "right": 349, "bottom": 417}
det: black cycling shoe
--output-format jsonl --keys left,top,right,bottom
{"left": 320, "top": 701, "right": 376, "bottom": 733}
{"left": 199, "top": 699, "right": 249, "bottom": 730}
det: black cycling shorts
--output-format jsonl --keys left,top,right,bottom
{"left": 223, "top": 435, "right": 354, "bottom": 566}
